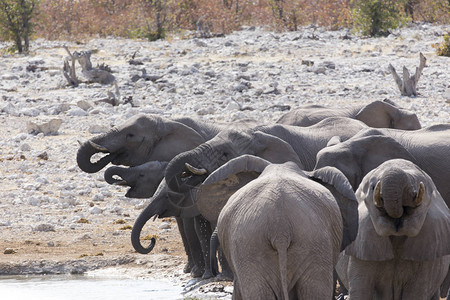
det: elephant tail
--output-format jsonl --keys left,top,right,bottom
{"left": 273, "top": 237, "right": 290, "bottom": 300}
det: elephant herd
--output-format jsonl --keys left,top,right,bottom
{"left": 76, "top": 99, "right": 450, "bottom": 299}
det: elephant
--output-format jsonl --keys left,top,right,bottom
{"left": 128, "top": 175, "right": 213, "bottom": 278}
{"left": 165, "top": 116, "right": 368, "bottom": 193}
{"left": 103, "top": 160, "right": 215, "bottom": 278}
{"left": 277, "top": 99, "right": 421, "bottom": 130}
{"left": 76, "top": 114, "right": 227, "bottom": 174}
{"left": 314, "top": 125, "right": 450, "bottom": 299}
{"left": 200, "top": 155, "right": 358, "bottom": 299}
{"left": 314, "top": 124, "right": 450, "bottom": 207}
{"left": 337, "top": 159, "right": 450, "bottom": 299}
{"left": 104, "top": 161, "right": 168, "bottom": 198}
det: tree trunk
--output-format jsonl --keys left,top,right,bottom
{"left": 388, "top": 52, "right": 426, "bottom": 97}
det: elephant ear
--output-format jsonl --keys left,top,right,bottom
{"left": 345, "top": 177, "right": 394, "bottom": 260}
{"left": 326, "top": 135, "right": 341, "bottom": 147}
{"left": 196, "top": 155, "right": 270, "bottom": 224}
{"left": 151, "top": 120, "right": 206, "bottom": 161}
{"left": 401, "top": 187, "right": 450, "bottom": 261}
{"left": 252, "top": 131, "right": 304, "bottom": 168}
{"left": 306, "top": 166, "right": 359, "bottom": 251}
{"left": 355, "top": 100, "right": 396, "bottom": 128}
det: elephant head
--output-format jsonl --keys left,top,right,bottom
{"left": 165, "top": 129, "right": 303, "bottom": 193}
{"left": 354, "top": 100, "right": 421, "bottom": 130}
{"left": 346, "top": 159, "right": 450, "bottom": 261}
{"left": 130, "top": 179, "right": 190, "bottom": 254}
{"left": 314, "top": 132, "right": 415, "bottom": 190}
{"left": 104, "top": 161, "right": 168, "bottom": 198}
{"left": 77, "top": 114, "right": 205, "bottom": 173}
{"left": 195, "top": 154, "right": 358, "bottom": 251}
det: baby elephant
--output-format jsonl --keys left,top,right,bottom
{"left": 204, "top": 155, "right": 358, "bottom": 299}
{"left": 340, "top": 159, "right": 450, "bottom": 299}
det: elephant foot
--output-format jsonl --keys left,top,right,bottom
{"left": 201, "top": 269, "right": 214, "bottom": 280}
{"left": 183, "top": 262, "right": 192, "bottom": 274}
{"left": 216, "top": 271, "right": 233, "bottom": 282}
{"left": 190, "top": 265, "right": 204, "bottom": 278}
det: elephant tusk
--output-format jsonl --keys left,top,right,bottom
{"left": 185, "top": 163, "right": 207, "bottom": 175}
{"left": 113, "top": 180, "right": 128, "bottom": 186}
{"left": 77, "top": 140, "right": 83, "bottom": 146}
{"left": 413, "top": 182, "right": 425, "bottom": 206}
{"left": 89, "top": 140, "right": 110, "bottom": 152}
{"left": 373, "top": 180, "right": 383, "bottom": 208}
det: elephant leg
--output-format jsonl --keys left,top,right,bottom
{"left": 217, "top": 248, "right": 233, "bottom": 281}
{"left": 193, "top": 215, "right": 213, "bottom": 279}
{"left": 295, "top": 266, "right": 334, "bottom": 299}
{"left": 183, "top": 216, "right": 205, "bottom": 277}
{"left": 203, "top": 227, "right": 219, "bottom": 279}
{"left": 175, "top": 217, "right": 193, "bottom": 273}
{"left": 232, "top": 279, "right": 243, "bottom": 300}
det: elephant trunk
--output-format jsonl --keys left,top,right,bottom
{"left": 104, "top": 166, "right": 128, "bottom": 185}
{"left": 165, "top": 150, "right": 207, "bottom": 193}
{"left": 77, "top": 139, "right": 115, "bottom": 173}
{"left": 379, "top": 173, "right": 405, "bottom": 219}
{"left": 131, "top": 190, "right": 168, "bottom": 254}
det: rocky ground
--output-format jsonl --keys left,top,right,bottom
{"left": 0, "top": 23, "right": 449, "bottom": 299}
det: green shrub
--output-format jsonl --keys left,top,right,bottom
{"left": 434, "top": 32, "right": 450, "bottom": 57}
{"left": 0, "top": 0, "right": 37, "bottom": 53}
{"left": 129, "top": 25, "right": 166, "bottom": 41}
{"left": 351, "top": 0, "right": 408, "bottom": 37}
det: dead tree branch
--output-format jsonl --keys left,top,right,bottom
{"left": 62, "top": 46, "right": 116, "bottom": 86}
{"left": 388, "top": 52, "right": 426, "bottom": 96}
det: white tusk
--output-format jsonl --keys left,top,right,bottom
{"left": 185, "top": 163, "right": 207, "bottom": 175}
{"left": 113, "top": 180, "right": 127, "bottom": 186}
{"left": 89, "top": 140, "right": 110, "bottom": 152}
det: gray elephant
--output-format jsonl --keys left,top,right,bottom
{"left": 165, "top": 117, "right": 368, "bottom": 193}
{"left": 314, "top": 125, "right": 450, "bottom": 299}
{"left": 76, "top": 114, "right": 227, "bottom": 174}
{"left": 104, "top": 161, "right": 168, "bottom": 198}
{"left": 338, "top": 159, "right": 450, "bottom": 299}
{"left": 103, "top": 161, "right": 214, "bottom": 278}
{"left": 314, "top": 125, "right": 450, "bottom": 207}
{"left": 201, "top": 155, "right": 358, "bottom": 299}
{"left": 277, "top": 99, "right": 421, "bottom": 130}
{"left": 129, "top": 177, "right": 212, "bottom": 278}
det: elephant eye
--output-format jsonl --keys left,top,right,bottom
{"left": 126, "top": 133, "right": 135, "bottom": 139}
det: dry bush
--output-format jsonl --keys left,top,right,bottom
{"left": 31, "top": 0, "right": 449, "bottom": 40}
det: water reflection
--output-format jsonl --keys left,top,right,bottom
{"left": 0, "top": 275, "right": 183, "bottom": 300}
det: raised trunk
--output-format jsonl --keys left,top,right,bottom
{"left": 76, "top": 140, "right": 115, "bottom": 173}
{"left": 381, "top": 179, "right": 404, "bottom": 219}
{"left": 165, "top": 150, "right": 204, "bottom": 193}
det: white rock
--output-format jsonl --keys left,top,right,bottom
{"left": 27, "top": 119, "right": 62, "bottom": 135}
{"left": 20, "top": 143, "right": 31, "bottom": 151}
{"left": 159, "top": 222, "right": 171, "bottom": 229}
{"left": 34, "top": 224, "right": 55, "bottom": 232}
{"left": 66, "top": 107, "right": 88, "bottom": 116}
{"left": 89, "top": 124, "right": 109, "bottom": 134}
{"left": 2, "top": 74, "right": 19, "bottom": 80}
{"left": 89, "top": 206, "right": 103, "bottom": 214}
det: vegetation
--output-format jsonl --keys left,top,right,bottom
{"left": 433, "top": 32, "right": 450, "bottom": 56}
{"left": 0, "top": 0, "right": 448, "bottom": 53}
{"left": 350, "top": 0, "right": 409, "bottom": 36}
{"left": 0, "top": 0, "right": 37, "bottom": 53}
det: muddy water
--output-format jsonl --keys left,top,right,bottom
{"left": 0, "top": 275, "right": 183, "bottom": 300}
